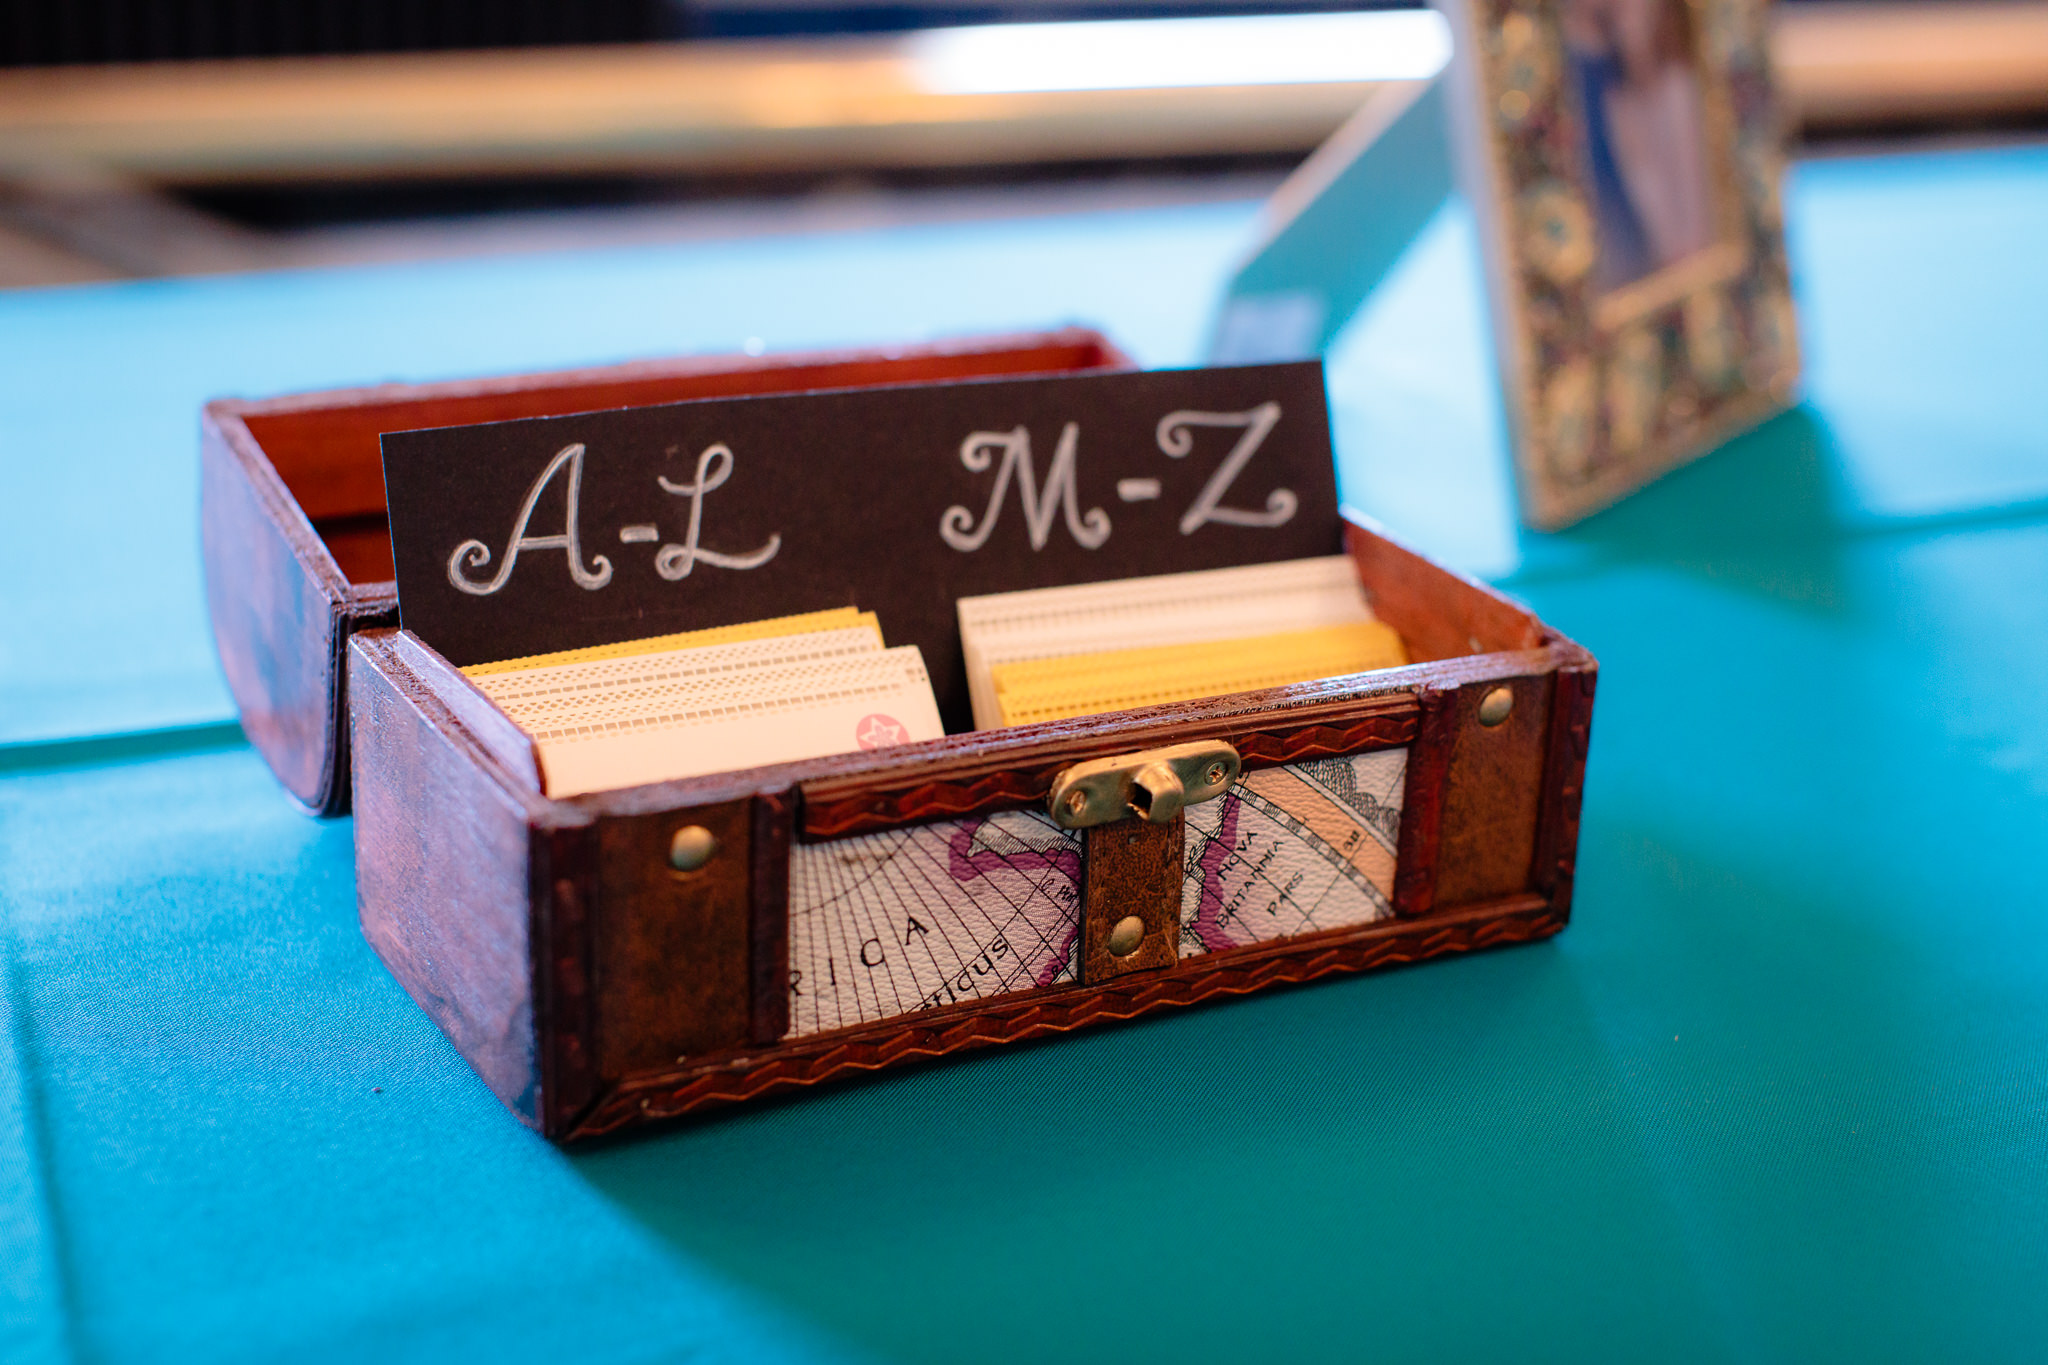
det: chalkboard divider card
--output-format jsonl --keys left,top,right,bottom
{"left": 380, "top": 361, "right": 1342, "bottom": 733}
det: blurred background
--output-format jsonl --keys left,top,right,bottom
{"left": 1, "top": 0, "right": 2044, "bottom": 288}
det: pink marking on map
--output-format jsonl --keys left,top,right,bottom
{"left": 1032, "top": 925, "right": 1082, "bottom": 988}
{"left": 945, "top": 816, "right": 1081, "bottom": 886}
{"left": 944, "top": 818, "right": 1084, "bottom": 988}
{"left": 1188, "top": 793, "right": 1245, "bottom": 952}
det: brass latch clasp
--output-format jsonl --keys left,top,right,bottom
{"left": 1048, "top": 742, "right": 1241, "bottom": 829}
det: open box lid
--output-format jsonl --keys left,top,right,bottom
{"left": 200, "top": 329, "right": 1133, "bottom": 814}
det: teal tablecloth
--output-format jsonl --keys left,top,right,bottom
{"left": 3, "top": 144, "right": 2045, "bottom": 1364}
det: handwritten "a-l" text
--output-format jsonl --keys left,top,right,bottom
{"left": 446, "top": 440, "right": 779, "bottom": 595}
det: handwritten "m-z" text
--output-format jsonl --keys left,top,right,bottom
{"left": 938, "top": 402, "right": 1293, "bottom": 553}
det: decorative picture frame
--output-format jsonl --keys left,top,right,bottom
{"left": 1440, "top": 0, "right": 1800, "bottom": 528}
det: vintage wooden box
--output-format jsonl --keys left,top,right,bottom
{"left": 347, "top": 505, "right": 1595, "bottom": 1142}
{"left": 200, "top": 329, "right": 1131, "bottom": 815}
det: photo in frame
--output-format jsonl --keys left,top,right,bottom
{"left": 1439, "top": 0, "right": 1800, "bottom": 528}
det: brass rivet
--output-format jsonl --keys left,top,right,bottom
{"left": 1107, "top": 915, "right": 1146, "bottom": 958}
{"left": 1478, "top": 687, "right": 1515, "bottom": 727}
{"left": 668, "top": 825, "right": 718, "bottom": 872}
{"left": 1064, "top": 788, "right": 1089, "bottom": 816}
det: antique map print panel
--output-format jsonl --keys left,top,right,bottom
{"left": 786, "top": 809, "right": 1084, "bottom": 1039}
{"left": 784, "top": 748, "right": 1407, "bottom": 1040}
{"left": 1181, "top": 748, "right": 1405, "bottom": 952}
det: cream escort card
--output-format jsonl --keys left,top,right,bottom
{"left": 468, "top": 621, "right": 941, "bottom": 797}
{"left": 958, "top": 556, "right": 1406, "bottom": 728}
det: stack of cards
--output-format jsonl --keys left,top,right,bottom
{"left": 957, "top": 556, "right": 1406, "bottom": 728}
{"left": 465, "top": 608, "right": 943, "bottom": 798}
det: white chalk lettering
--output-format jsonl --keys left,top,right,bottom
{"left": 653, "top": 443, "right": 782, "bottom": 580}
{"left": 1156, "top": 403, "right": 1296, "bottom": 535}
{"left": 447, "top": 443, "right": 612, "bottom": 595}
{"left": 940, "top": 424, "right": 1111, "bottom": 552}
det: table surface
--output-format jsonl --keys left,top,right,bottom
{"left": 3, "top": 142, "right": 2045, "bottom": 1364}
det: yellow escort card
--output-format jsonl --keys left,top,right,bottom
{"left": 957, "top": 555, "right": 1383, "bottom": 730}
{"left": 990, "top": 620, "right": 1407, "bottom": 726}
{"left": 462, "top": 607, "right": 877, "bottom": 677}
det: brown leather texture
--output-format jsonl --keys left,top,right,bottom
{"left": 537, "top": 831, "right": 601, "bottom": 1136}
{"left": 1390, "top": 685, "right": 1454, "bottom": 917}
{"left": 593, "top": 801, "right": 755, "bottom": 1076}
{"left": 1531, "top": 663, "right": 1598, "bottom": 910}
{"left": 748, "top": 790, "right": 797, "bottom": 1046}
{"left": 801, "top": 692, "right": 1420, "bottom": 840}
{"left": 202, "top": 408, "right": 353, "bottom": 813}
{"left": 575, "top": 895, "right": 1563, "bottom": 1139}
{"left": 348, "top": 631, "right": 567, "bottom": 1127}
{"left": 389, "top": 632, "right": 540, "bottom": 790}
{"left": 347, "top": 518, "right": 1597, "bottom": 1142}
{"left": 208, "top": 329, "right": 1133, "bottom": 816}
{"left": 1080, "top": 819, "right": 1183, "bottom": 983}
{"left": 1344, "top": 513, "right": 1546, "bottom": 658}
{"left": 1435, "top": 672, "right": 1555, "bottom": 908}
